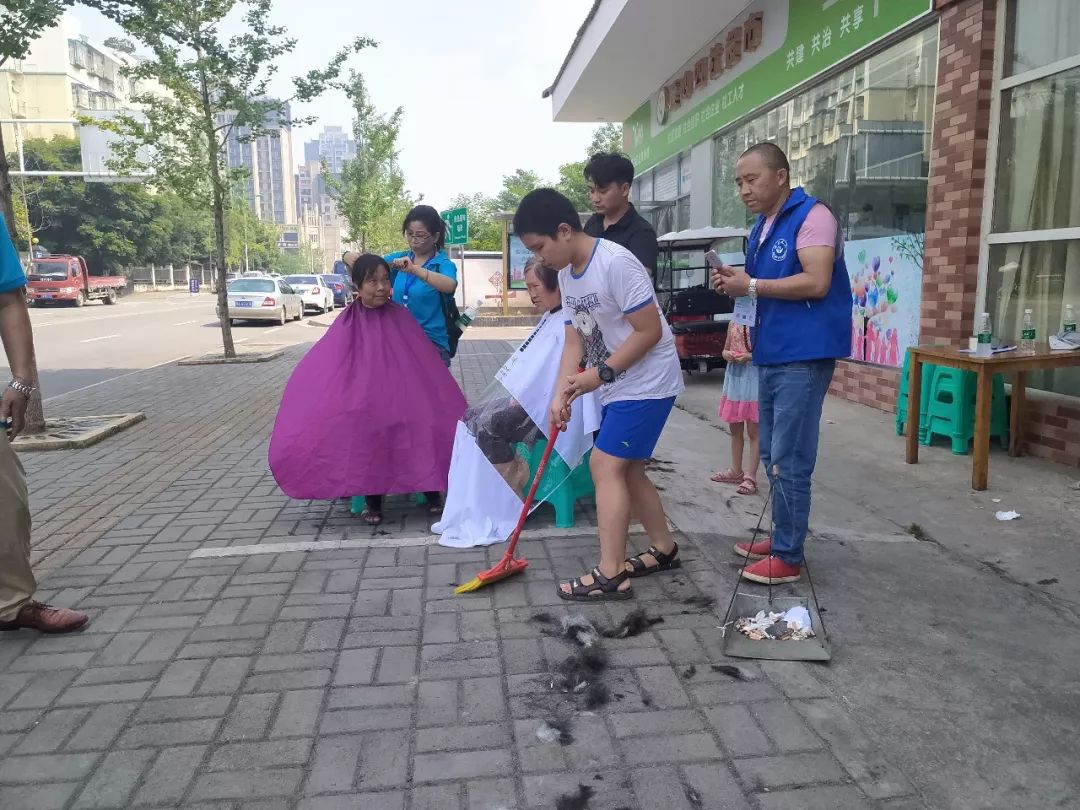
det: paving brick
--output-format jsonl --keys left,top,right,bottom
{"left": 305, "top": 734, "right": 361, "bottom": 795}
{"left": 133, "top": 629, "right": 190, "bottom": 663}
{"left": 376, "top": 646, "right": 418, "bottom": 683}
{"left": 466, "top": 778, "right": 517, "bottom": 810}
{"left": 254, "top": 651, "right": 335, "bottom": 673}
{"left": 199, "top": 656, "right": 253, "bottom": 694}
{"left": 209, "top": 738, "right": 312, "bottom": 770}
{"left": 0, "top": 709, "right": 40, "bottom": 734}
{"left": 356, "top": 730, "right": 410, "bottom": 789}
{"left": 0, "top": 752, "right": 100, "bottom": 784}
{"left": 460, "top": 677, "right": 506, "bottom": 724}
{"left": 733, "top": 752, "right": 848, "bottom": 791}
{"left": 152, "top": 658, "right": 210, "bottom": 697}
{"left": 298, "top": 792, "right": 405, "bottom": 810}
{"left": 635, "top": 665, "right": 692, "bottom": 708}
{"left": 760, "top": 661, "right": 832, "bottom": 699}
{"left": 631, "top": 765, "right": 698, "bottom": 810}
{"left": 15, "top": 708, "right": 90, "bottom": 754}
{"left": 333, "top": 648, "right": 378, "bottom": 686}
{"left": 18, "top": 670, "right": 79, "bottom": 709}
{"left": 72, "top": 748, "right": 155, "bottom": 809}
{"left": 622, "top": 732, "right": 722, "bottom": 765}
{"left": 73, "top": 663, "right": 167, "bottom": 686}
{"left": 93, "top": 632, "right": 150, "bottom": 666}
{"left": 244, "top": 669, "right": 331, "bottom": 692}
{"left": 56, "top": 681, "right": 153, "bottom": 706}
{"left": 270, "top": 689, "right": 324, "bottom": 738}
{"left": 756, "top": 785, "right": 873, "bottom": 810}
{"left": 411, "top": 784, "right": 463, "bottom": 810}
{"left": 136, "top": 696, "right": 232, "bottom": 723}
{"left": 683, "top": 763, "right": 752, "bottom": 810}
{"left": 319, "top": 707, "right": 412, "bottom": 734}
{"left": 413, "top": 749, "right": 513, "bottom": 783}
{"left": 0, "top": 783, "right": 81, "bottom": 810}
{"left": 190, "top": 767, "right": 303, "bottom": 800}
{"left": 415, "top": 723, "right": 510, "bottom": 753}
{"left": 610, "top": 709, "right": 706, "bottom": 738}
{"left": 118, "top": 718, "right": 220, "bottom": 748}
{"left": 131, "top": 744, "right": 207, "bottom": 805}
{"left": 65, "top": 703, "right": 138, "bottom": 751}
{"left": 705, "top": 703, "right": 773, "bottom": 756}
{"left": 418, "top": 680, "right": 459, "bottom": 726}
{"left": 220, "top": 693, "right": 278, "bottom": 742}
{"left": 181, "top": 639, "right": 262, "bottom": 658}
{"left": 262, "top": 621, "right": 308, "bottom": 654}
{"left": 304, "top": 618, "right": 346, "bottom": 650}
{"left": 752, "top": 701, "right": 823, "bottom": 752}
{"left": 8, "top": 651, "right": 96, "bottom": 672}
{"left": 328, "top": 684, "right": 414, "bottom": 709}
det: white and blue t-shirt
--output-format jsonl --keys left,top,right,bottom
{"left": 0, "top": 215, "right": 27, "bottom": 294}
{"left": 558, "top": 239, "right": 683, "bottom": 407}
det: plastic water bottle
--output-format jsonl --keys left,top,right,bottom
{"left": 456, "top": 299, "right": 483, "bottom": 329}
{"left": 1020, "top": 308, "right": 1036, "bottom": 354}
{"left": 1064, "top": 303, "right": 1077, "bottom": 333}
{"left": 976, "top": 312, "right": 993, "bottom": 358}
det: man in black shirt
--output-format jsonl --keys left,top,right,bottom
{"left": 582, "top": 152, "right": 659, "bottom": 275}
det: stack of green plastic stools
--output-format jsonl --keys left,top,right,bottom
{"left": 522, "top": 441, "right": 595, "bottom": 529}
{"left": 895, "top": 350, "right": 936, "bottom": 440}
{"left": 922, "top": 367, "right": 1009, "bottom": 454}
{"left": 350, "top": 493, "right": 427, "bottom": 514}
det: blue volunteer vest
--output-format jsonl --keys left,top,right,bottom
{"left": 745, "top": 187, "right": 852, "bottom": 366}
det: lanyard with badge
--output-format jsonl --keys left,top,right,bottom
{"left": 401, "top": 252, "right": 438, "bottom": 306}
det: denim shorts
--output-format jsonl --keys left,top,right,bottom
{"left": 595, "top": 396, "right": 677, "bottom": 460}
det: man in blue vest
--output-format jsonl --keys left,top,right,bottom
{"left": 711, "top": 143, "right": 851, "bottom": 585}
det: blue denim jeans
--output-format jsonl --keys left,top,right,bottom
{"left": 758, "top": 359, "right": 835, "bottom": 565}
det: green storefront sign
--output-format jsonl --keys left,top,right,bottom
{"left": 624, "top": 0, "right": 931, "bottom": 175}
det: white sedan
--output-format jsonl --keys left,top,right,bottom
{"left": 225, "top": 277, "right": 303, "bottom": 325}
{"left": 283, "top": 275, "right": 335, "bottom": 314}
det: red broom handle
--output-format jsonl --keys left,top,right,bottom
{"left": 502, "top": 426, "right": 558, "bottom": 560}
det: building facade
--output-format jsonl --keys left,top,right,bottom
{"left": 0, "top": 12, "right": 157, "bottom": 147}
{"left": 303, "top": 126, "right": 357, "bottom": 176}
{"left": 218, "top": 103, "right": 297, "bottom": 226}
{"left": 547, "top": 0, "right": 1080, "bottom": 465}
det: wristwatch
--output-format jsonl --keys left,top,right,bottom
{"left": 597, "top": 362, "right": 617, "bottom": 384}
{"left": 748, "top": 277, "right": 759, "bottom": 300}
{"left": 7, "top": 378, "right": 36, "bottom": 398}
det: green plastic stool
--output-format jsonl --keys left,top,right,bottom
{"left": 923, "top": 367, "right": 1009, "bottom": 454}
{"left": 350, "top": 493, "right": 427, "bottom": 514}
{"left": 520, "top": 441, "right": 595, "bottom": 529}
{"left": 895, "top": 350, "right": 936, "bottom": 440}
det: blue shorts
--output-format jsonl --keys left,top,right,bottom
{"left": 595, "top": 396, "right": 676, "bottom": 460}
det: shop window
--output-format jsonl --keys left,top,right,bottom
{"left": 985, "top": 241, "right": 1080, "bottom": 396}
{"left": 711, "top": 27, "right": 937, "bottom": 368}
{"left": 992, "top": 64, "right": 1080, "bottom": 233}
{"left": 1005, "top": 0, "right": 1080, "bottom": 77}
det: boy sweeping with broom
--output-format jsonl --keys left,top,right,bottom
{"left": 513, "top": 188, "right": 684, "bottom": 601}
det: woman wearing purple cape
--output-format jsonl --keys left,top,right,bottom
{"left": 269, "top": 254, "right": 467, "bottom": 526}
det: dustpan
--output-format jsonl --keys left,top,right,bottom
{"left": 720, "top": 477, "right": 831, "bottom": 662}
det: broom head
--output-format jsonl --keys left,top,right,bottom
{"left": 453, "top": 556, "right": 529, "bottom": 594}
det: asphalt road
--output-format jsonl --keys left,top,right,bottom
{"left": 1, "top": 291, "right": 340, "bottom": 401}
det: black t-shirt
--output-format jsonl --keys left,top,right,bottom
{"left": 583, "top": 204, "right": 658, "bottom": 273}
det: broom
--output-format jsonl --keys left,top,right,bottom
{"left": 454, "top": 424, "right": 560, "bottom": 594}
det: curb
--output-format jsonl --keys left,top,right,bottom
{"left": 13, "top": 413, "right": 146, "bottom": 452}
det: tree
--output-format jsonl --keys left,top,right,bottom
{"left": 85, "top": 0, "right": 369, "bottom": 357}
{"left": 493, "top": 168, "right": 544, "bottom": 214}
{"left": 445, "top": 192, "right": 501, "bottom": 252}
{"left": 103, "top": 36, "right": 135, "bottom": 53}
{"left": 555, "top": 123, "right": 626, "bottom": 213}
{"left": 327, "top": 72, "right": 412, "bottom": 256}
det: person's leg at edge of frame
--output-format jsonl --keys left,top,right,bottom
{"left": 0, "top": 430, "right": 37, "bottom": 624}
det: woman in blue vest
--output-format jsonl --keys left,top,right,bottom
{"left": 384, "top": 205, "right": 459, "bottom": 366}
{"left": 711, "top": 142, "right": 851, "bottom": 587}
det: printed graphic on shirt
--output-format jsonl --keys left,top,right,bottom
{"left": 565, "top": 292, "right": 624, "bottom": 383}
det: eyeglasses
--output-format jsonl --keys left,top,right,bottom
{"left": 406, "top": 231, "right": 432, "bottom": 242}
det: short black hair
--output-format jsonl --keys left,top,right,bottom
{"left": 523, "top": 257, "right": 559, "bottom": 292}
{"left": 583, "top": 152, "right": 634, "bottom": 187}
{"left": 513, "top": 188, "right": 581, "bottom": 238}
{"left": 740, "top": 142, "right": 790, "bottom": 174}
{"left": 349, "top": 253, "right": 390, "bottom": 288}
{"left": 401, "top": 204, "right": 447, "bottom": 251}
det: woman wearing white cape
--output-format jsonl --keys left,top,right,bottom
{"left": 435, "top": 261, "right": 601, "bottom": 547}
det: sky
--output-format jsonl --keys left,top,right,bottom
{"left": 70, "top": 0, "right": 602, "bottom": 207}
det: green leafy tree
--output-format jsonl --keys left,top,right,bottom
{"left": 555, "top": 123, "right": 626, "bottom": 213}
{"left": 445, "top": 192, "right": 501, "bottom": 252}
{"left": 0, "top": 0, "right": 70, "bottom": 242}
{"left": 327, "top": 72, "right": 412, "bottom": 255}
{"left": 493, "top": 168, "right": 544, "bottom": 214}
{"left": 83, "top": 0, "right": 369, "bottom": 357}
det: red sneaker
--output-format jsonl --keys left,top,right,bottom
{"left": 734, "top": 538, "right": 772, "bottom": 560}
{"left": 741, "top": 556, "right": 802, "bottom": 585}
{"left": 0, "top": 602, "right": 89, "bottom": 634}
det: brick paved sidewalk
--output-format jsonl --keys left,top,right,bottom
{"left": 1, "top": 339, "right": 922, "bottom": 810}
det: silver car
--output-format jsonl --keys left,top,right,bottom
{"left": 225, "top": 277, "right": 303, "bottom": 325}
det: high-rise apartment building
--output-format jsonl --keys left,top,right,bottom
{"left": 218, "top": 103, "right": 297, "bottom": 225}
{"left": 303, "top": 126, "right": 357, "bottom": 176}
